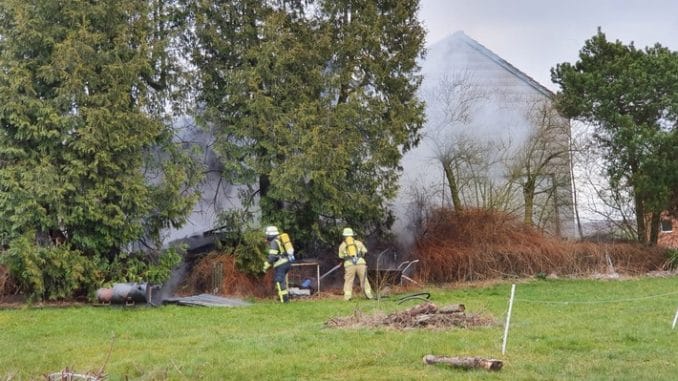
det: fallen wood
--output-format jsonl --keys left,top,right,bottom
{"left": 438, "top": 304, "right": 465, "bottom": 314}
{"left": 47, "top": 369, "right": 106, "bottom": 381}
{"left": 404, "top": 302, "right": 438, "bottom": 316}
{"left": 423, "top": 355, "right": 503, "bottom": 371}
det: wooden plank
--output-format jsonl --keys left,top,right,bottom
{"left": 423, "top": 355, "right": 503, "bottom": 371}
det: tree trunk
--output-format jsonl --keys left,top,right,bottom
{"left": 634, "top": 192, "right": 647, "bottom": 243}
{"left": 649, "top": 211, "right": 660, "bottom": 245}
{"left": 442, "top": 161, "right": 462, "bottom": 213}
{"left": 423, "top": 355, "right": 503, "bottom": 371}
{"left": 523, "top": 179, "right": 535, "bottom": 226}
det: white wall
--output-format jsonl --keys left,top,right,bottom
{"left": 392, "top": 32, "right": 576, "bottom": 247}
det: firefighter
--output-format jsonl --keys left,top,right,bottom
{"left": 338, "top": 227, "right": 373, "bottom": 301}
{"left": 262, "top": 225, "right": 293, "bottom": 303}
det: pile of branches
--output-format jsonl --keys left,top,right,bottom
{"left": 415, "top": 208, "right": 669, "bottom": 283}
{"left": 326, "top": 302, "right": 494, "bottom": 330}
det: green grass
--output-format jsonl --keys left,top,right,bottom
{"left": 2, "top": 277, "right": 678, "bottom": 380}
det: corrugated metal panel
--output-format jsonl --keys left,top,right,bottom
{"left": 162, "top": 294, "right": 251, "bottom": 307}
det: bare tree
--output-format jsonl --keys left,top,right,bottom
{"left": 454, "top": 135, "right": 516, "bottom": 211}
{"left": 570, "top": 122, "right": 637, "bottom": 239}
{"left": 425, "top": 71, "right": 490, "bottom": 212}
{"left": 412, "top": 72, "right": 577, "bottom": 239}
{"left": 402, "top": 181, "right": 440, "bottom": 240}
{"left": 507, "top": 98, "right": 573, "bottom": 234}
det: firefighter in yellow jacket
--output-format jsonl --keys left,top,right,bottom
{"left": 338, "top": 227, "right": 373, "bottom": 301}
{"left": 262, "top": 225, "right": 294, "bottom": 303}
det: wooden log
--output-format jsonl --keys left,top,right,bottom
{"left": 414, "top": 314, "right": 433, "bottom": 325}
{"left": 423, "top": 355, "right": 503, "bottom": 371}
{"left": 405, "top": 302, "right": 438, "bottom": 316}
{"left": 438, "top": 304, "right": 465, "bottom": 314}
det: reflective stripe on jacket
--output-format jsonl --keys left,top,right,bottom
{"left": 268, "top": 238, "right": 289, "bottom": 267}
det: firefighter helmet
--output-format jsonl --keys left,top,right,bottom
{"left": 342, "top": 227, "right": 355, "bottom": 237}
{"left": 264, "top": 225, "right": 280, "bottom": 237}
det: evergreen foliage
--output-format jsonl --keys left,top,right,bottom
{"left": 187, "top": 0, "right": 426, "bottom": 252}
{"left": 0, "top": 0, "right": 426, "bottom": 296}
{"left": 0, "top": 1, "right": 196, "bottom": 299}
{"left": 551, "top": 30, "right": 678, "bottom": 244}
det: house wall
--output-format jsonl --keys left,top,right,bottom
{"left": 658, "top": 216, "right": 678, "bottom": 249}
{"left": 165, "top": 32, "right": 577, "bottom": 248}
{"left": 162, "top": 120, "right": 248, "bottom": 244}
{"left": 391, "top": 32, "right": 576, "bottom": 247}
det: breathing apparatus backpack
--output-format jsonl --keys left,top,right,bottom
{"left": 279, "top": 233, "right": 295, "bottom": 262}
{"left": 345, "top": 236, "right": 359, "bottom": 264}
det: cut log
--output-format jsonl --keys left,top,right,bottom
{"left": 423, "top": 355, "right": 503, "bottom": 371}
{"left": 438, "top": 304, "right": 465, "bottom": 314}
{"left": 405, "top": 302, "right": 438, "bottom": 316}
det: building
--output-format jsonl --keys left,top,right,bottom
{"left": 659, "top": 214, "right": 678, "bottom": 248}
{"left": 392, "top": 31, "right": 576, "bottom": 246}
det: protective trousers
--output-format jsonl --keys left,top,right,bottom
{"left": 274, "top": 262, "right": 291, "bottom": 303}
{"left": 343, "top": 263, "right": 373, "bottom": 301}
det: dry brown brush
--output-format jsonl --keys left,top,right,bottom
{"left": 0, "top": 265, "right": 8, "bottom": 296}
{"left": 180, "top": 252, "right": 272, "bottom": 298}
{"left": 415, "top": 208, "right": 668, "bottom": 283}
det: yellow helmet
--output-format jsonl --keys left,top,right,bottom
{"left": 264, "top": 226, "right": 279, "bottom": 237}
{"left": 342, "top": 227, "right": 354, "bottom": 237}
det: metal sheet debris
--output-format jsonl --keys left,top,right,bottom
{"left": 162, "top": 293, "right": 251, "bottom": 307}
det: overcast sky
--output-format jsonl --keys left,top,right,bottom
{"left": 418, "top": 0, "right": 678, "bottom": 91}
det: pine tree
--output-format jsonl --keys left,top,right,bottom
{"left": 552, "top": 30, "right": 678, "bottom": 244}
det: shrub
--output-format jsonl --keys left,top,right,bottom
{"left": 0, "top": 232, "right": 182, "bottom": 301}
{"left": 414, "top": 208, "right": 668, "bottom": 283}
{"left": 233, "top": 228, "right": 268, "bottom": 276}
{"left": 666, "top": 248, "right": 678, "bottom": 269}
{"left": 1, "top": 234, "right": 101, "bottom": 301}
{"left": 104, "top": 248, "right": 182, "bottom": 286}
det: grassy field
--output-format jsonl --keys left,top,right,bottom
{"left": 1, "top": 276, "right": 677, "bottom": 380}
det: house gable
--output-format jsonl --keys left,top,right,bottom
{"left": 393, "top": 31, "right": 576, "bottom": 246}
{"left": 446, "top": 31, "right": 554, "bottom": 98}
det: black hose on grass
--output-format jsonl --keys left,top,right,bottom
{"left": 396, "top": 292, "right": 431, "bottom": 304}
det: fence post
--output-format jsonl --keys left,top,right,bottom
{"left": 502, "top": 284, "right": 516, "bottom": 355}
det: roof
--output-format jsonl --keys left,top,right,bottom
{"left": 433, "top": 31, "right": 555, "bottom": 98}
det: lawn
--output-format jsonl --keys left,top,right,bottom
{"left": 1, "top": 276, "right": 677, "bottom": 380}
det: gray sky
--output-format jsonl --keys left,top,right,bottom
{"left": 418, "top": 0, "right": 678, "bottom": 91}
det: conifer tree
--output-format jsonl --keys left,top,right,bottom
{"left": 0, "top": 1, "right": 196, "bottom": 296}
{"left": 189, "top": 0, "right": 426, "bottom": 249}
{"left": 552, "top": 30, "right": 678, "bottom": 244}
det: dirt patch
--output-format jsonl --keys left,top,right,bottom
{"left": 325, "top": 302, "right": 495, "bottom": 330}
